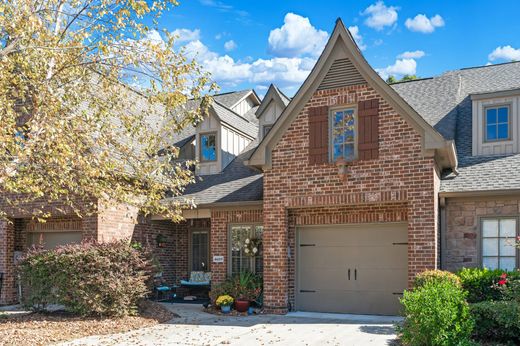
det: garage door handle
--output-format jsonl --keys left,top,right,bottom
{"left": 348, "top": 269, "right": 351, "bottom": 280}
{"left": 300, "top": 244, "right": 316, "bottom": 247}
{"left": 354, "top": 269, "right": 357, "bottom": 280}
{"left": 300, "top": 290, "right": 316, "bottom": 293}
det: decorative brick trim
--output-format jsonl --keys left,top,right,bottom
{"left": 287, "top": 190, "right": 407, "bottom": 208}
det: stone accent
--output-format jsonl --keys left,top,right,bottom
{"left": 210, "top": 209, "right": 263, "bottom": 284}
{"left": 444, "top": 197, "right": 520, "bottom": 271}
{"left": 263, "top": 84, "right": 439, "bottom": 313}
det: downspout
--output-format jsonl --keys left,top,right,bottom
{"left": 439, "top": 196, "right": 447, "bottom": 270}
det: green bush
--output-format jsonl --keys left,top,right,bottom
{"left": 19, "top": 240, "right": 153, "bottom": 316}
{"left": 209, "top": 271, "right": 262, "bottom": 305}
{"left": 471, "top": 300, "right": 520, "bottom": 343}
{"left": 414, "top": 270, "right": 462, "bottom": 288}
{"left": 457, "top": 268, "right": 520, "bottom": 303}
{"left": 398, "top": 280, "right": 474, "bottom": 346}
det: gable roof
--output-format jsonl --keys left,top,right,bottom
{"left": 392, "top": 61, "right": 520, "bottom": 194}
{"left": 255, "top": 84, "right": 291, "bottom": 118}
{"left": 212, "top": 100, "right": 258, "bottom": 138}
{"left": 214, "top": 89, "right": 261, "bottom": 109}
{"left": 247, "top": 19, "right": 457, "bottom": 171}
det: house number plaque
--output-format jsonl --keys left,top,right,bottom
{"left": 213, "top": 255, "right": 224, "bottom": 263}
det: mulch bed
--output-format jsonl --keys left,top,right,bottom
{"left": 203, "top": 305, "right": 263, "bottom": 316}
{"left": 0, "top": 300, "right": 176, "bottom": 346}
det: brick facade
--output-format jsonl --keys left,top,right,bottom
{"left": 132, "top": 218, "right": 210, "bottom": 285}
{"left": 444, "top": 196, "right": 520, "bottom": 271}
{"left": 263, "top": 84, "right": 440, "bottom": 313}
{"left": 210, "top": 209, "right": 263, "bottom": 284}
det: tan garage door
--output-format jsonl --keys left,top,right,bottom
{"left": 296, "top": 223, "right": 408, "bottom": 315}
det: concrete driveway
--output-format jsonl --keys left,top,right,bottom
{"left": 62, "top": 304, "right": 399, "bottom": 346}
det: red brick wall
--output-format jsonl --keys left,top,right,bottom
{"left": 0, "top": 220, "right": 15, "bottom": 305}
{"left": 133, "top": 218, "right": 210, "bottom": 285}
{"left": 263, "top": 84, "right": 439, "bottom": 313}
{"left": 210, "top": 209, "right": 263, "bottom": 284}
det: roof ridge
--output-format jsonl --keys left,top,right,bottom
{"left": 388, "top": 77, "right": 434, "bottom": 85}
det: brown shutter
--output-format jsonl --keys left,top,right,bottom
{"left": 358, "top": 99, "right": 379, "bottom": 160}
{"left": 308, "top": 105, "right": 329, "bottom": 165}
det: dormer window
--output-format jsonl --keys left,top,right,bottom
{"left": 485, "top": 105, "right": 510, "bottom": 142}
{"left": 200, "top": 132, "right": 217, "bottom": 161}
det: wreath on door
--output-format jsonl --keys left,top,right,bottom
{"left": 243, "top": 237, "right": 262, "bottom": 257}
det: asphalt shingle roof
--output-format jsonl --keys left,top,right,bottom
{"left": 392, "top": 61, "right": 520, "bottom": 193}
{"left": 171, "top": 140, "right": 263, "bottom": 205}
{"left": 212, "top": 101, "right": 258, "bottom": 138}
{"left": 213, "top": 90, "right": 251, "bottom": 109}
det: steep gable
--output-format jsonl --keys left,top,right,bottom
{"left": 248, "top": 19, "right": 457, "bottom": 171}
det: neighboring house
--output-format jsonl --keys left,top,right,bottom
{"left": 2, "top": 19, "right": 520, "bottom": 316}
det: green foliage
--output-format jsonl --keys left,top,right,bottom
{"left": 19, "top": 240, "right": 154, "bottom": 316}
{"left": 386, "top": 74, "right": 419, "bottom": 84}
{"left": 414, "top": 270, "right": 462, "bottom": 288}
{"left": 0, "top": 0, "right": 217, "bottom": 221}
{"left": 398, "top": 280, "right": 474, "bottom": 346}
{"left": 471, "top": 300, "right": 520, "bottom": 343}
{"left": 457, "top": 268, "right": 520, "bottom": 303}
{"left": 209, "top": 271, "right": 262, "bottom": 304}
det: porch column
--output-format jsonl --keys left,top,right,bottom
{"left": 0, "top": 220, "right": 16, "bottom": 305}
{"left": 262, "top": 205, "right": 289, "bottom": 314}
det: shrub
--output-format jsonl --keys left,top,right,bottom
{"left": 457, "top": 268, "right": 520, "bottom": 303}
{"left": 209, "top": 280, "right": 234, "bottom": 305}
{"left": 209, "top": 271, "right": 262, "bottom": 304}
{"left": 471, "top": 300, "right": 520, "bottom": 343}
{"left": 19, "top": 240, "right": 153, "bottom": 316}
{"left": 414, "top": 270, "right": 462, "bottom": 288}
{"left": 398, "top": 280, "right": 474, "bottom": 346}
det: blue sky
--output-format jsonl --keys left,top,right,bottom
{"left": 159, "top": 0, "right": 520, "bottom": 96}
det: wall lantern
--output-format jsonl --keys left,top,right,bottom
{"left": 156, "top": 234, "right": 167, "bottom": 248}
{"left": 336, "top": 158, "right": 349, "bottom": 183}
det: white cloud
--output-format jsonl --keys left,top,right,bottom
{"left": 361, "top": 1, "right": 398, "bottom": 31}
{"left": 268, "top": 13, "right": 328, "bottom": 58}
{"left": 348, "top": 26, "right": 366, "bottom": 51}
{"left": 488, "top": 45, "right": 520, "bottom": 62}
{"left": 224, "top": 40, "right": 237, "bottom": 51}
{"left": 179, "top": 35, "right": 315, "bottom": 90}
{"left": 397, "top": 50, "right": 425, "bottom": 59}
{"left": 376, "top": 58, "right": 417, "bottom": 80}
{"left": 405, "top": 14, "right": 444, "bottom": 33}
{"left": 172, "top": 28, "right": 201, "bottom": 43}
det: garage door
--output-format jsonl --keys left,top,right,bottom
{"left": 296, "top": 223, "right": 408, "bottom": 315}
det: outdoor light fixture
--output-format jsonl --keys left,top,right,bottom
{"left": 336, "top": 158, "right": 349, "bottom": 182}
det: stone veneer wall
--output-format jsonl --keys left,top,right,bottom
{"left": 263, "top": 84, "right": 440, "bottom": 313}
{"left": 443, "top": 196, "right": 520, "bottom": 271}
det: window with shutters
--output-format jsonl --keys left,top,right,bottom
{"left": 329, "top": 108, "right": 356, "bottom": 162}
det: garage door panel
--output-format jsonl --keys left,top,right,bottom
{"left": 296, "top": 223, "right": 407, "bottom": 316}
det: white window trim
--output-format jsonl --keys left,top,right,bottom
{"left": 328, "top": 105, "right": 358, "bottom": 163}
{"left": 483, "top": 104, "right": 512, "bottom": 143}
{"left": 480, "top": 216, "right": 519, "bottom": 270}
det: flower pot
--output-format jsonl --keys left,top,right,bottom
{"left": 221, "top": 305, "right": 231, "bottom": 314}
{"left": 235, "top": 299, "right": 250, "bottom": 313}
{"left": 247, "top": 306, "right": 254, "bottom": 315}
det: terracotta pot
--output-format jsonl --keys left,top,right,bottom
{"left": 235, "top": 299, "right": 250, "bottom": 313}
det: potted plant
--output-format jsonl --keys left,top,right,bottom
{"left": 155, "top": 234, "right": 167, "bottom": 248}
{"left": 216, "top": 295, "right": 234, "bottom": 314}
{"left": 233, "top": 271, "right": 262, "bottom": 313}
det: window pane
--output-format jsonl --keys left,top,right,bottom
{"left": 497, "top": 124, "right": 509, "bottom": 139}
{"left": 483, "top": 238, "right": 498, "bottom": 256}
{"left": 483, "top": 220, "right": 499, "bottom": 237}
{"left": 483, "top": 257, "right": 499, "bottom": 269}
{"left": 333, "top": 130, "right": 344, "bottom": 144}
{"left": 201, "top": 134, "right": 216, "bottom": 161}
{"left": 344, "top": 143, "right": 355, "bottom": 161}
{"left": 500, "top": 219, "right": 516, "bottom": 237}
{"left": 334, "top": 111, "right": 344, "bottom": 126}
{"left": 500, "top": 257, "right": 516, "bottom": 271}
{"left": 486, "top": 125, "right": 497, "bottom": 141}
{"left": 497, "top": 107, "right": 509, "bottom": 123}
{"left": 333, "top": 143, "right": 342, "bottom": 161}
{"left": 486, "top": 108, "right": 497, "bottom": 125}
{"left": 500, "top": 238, "right": 516, "bottom": 256}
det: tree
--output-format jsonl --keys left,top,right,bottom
{"left": 0, "top": 0, "right": 217, "bottom": 221}
{"left": 386, "top": 74, "right": 419, "bottom": 84}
